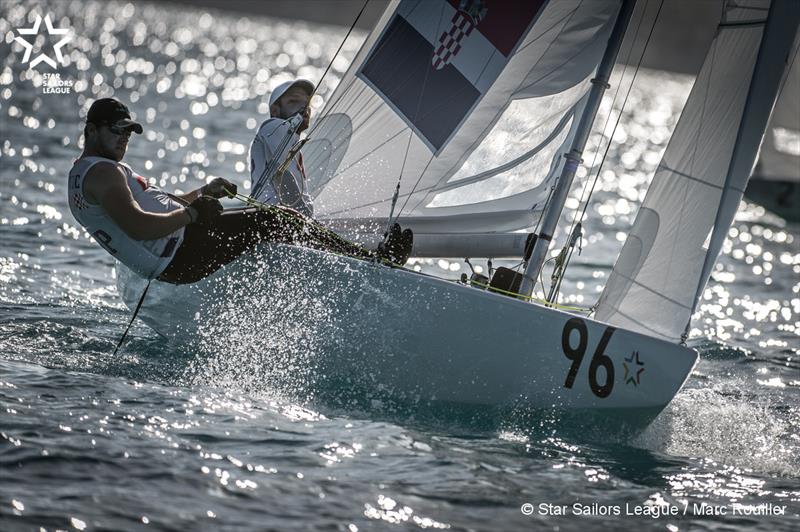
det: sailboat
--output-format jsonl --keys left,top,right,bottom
{"left": 744, "top": 44, "right": 800, "bottom": 222}
{"left": 117, "top": 0, "right": 800, "bottom": 420}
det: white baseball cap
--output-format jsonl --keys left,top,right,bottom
{"left": 268, "top": 79, "right": 314, "bottom": 113}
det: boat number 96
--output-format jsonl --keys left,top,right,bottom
{"left": 561, "top": 318, "right": 615, "bottom": 398}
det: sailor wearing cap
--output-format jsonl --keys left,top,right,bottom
{"left": 69, "top": 97, "right": 411, "bottom": 285}
{"left": 69, "top": 97, "right": 236, "bottom": 280}
{"left": 249, "top": 79, "right": 315, "bottom": 217}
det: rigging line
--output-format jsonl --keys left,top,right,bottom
{"left": 400, "top": 1, "right": 586, "bottom": 218}
{"left": 529, "top": 187, "right": 554, "bottom": 295}
{"left": 512, "top": 4, "right": 583, "bottom": 57}
{"left": 555, "top": 0, "right": 665, "bottom": 302}
{"left": 306, "top": 0, "right": 424, "bottom": 140}
{"left": 578, "top": 0, "right": 663, "bottom": 210}
{"left": 384, "top": 0, "right": 447, "bottom": 227}
{"left": 429, "top": 110, "right": 578, "bottom": 194}
{"left": 255, "top": 3, "right": 377, "bottom": 199}
{"left": 384, "top": 129, "right": 414, "bottom": 234}
{"left": 390, "top": 0, "right": 451, "bottom": 219}
{"left": 515, "top": 3, "right": 623, "bottom": 96}
{"left": 570, "top": 0, "right": 652, "bottom": 231}
{"left": 321, "top": 107, "right": 568, "bottom": 217}
{"left": 580, "top": 0, "right": 661, "bottom": 223}
{"left": 322, "top": 0, "right": 467, "bottom": 132}
{"left": 541, "top": 0, "right": 645, "bottom": 300}
{"left": 311, "top": 0, "right": 370, "bottom": 101}
{"left": 260, "top": 0, "right": 371, "bottom": 196}
{"left": 280, "top": 0, "right": 374, "bottom": 169}
{"left": 311, "top": 2, "right": 416, "bottom": 130}
{"left": 306, "top": 44, "right": 387, "bottom": 142}
{"left": 113, "top": 279, "right": 152, "bottom": 356}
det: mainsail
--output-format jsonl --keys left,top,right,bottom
{"left": 595, "top": 0, "right": 800, "bottom": 342}
{"left": 303, "top": 0, "right": 622, "bottom": 246}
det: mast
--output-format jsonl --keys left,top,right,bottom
{"left": 683, "top": 0, "right": 800, "bottom": 340}
{"left": 519, "top": 0, "right": 636, "bottom": 298}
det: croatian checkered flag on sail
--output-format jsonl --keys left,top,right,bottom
{"left": 432, "top": 1, "right": 488, "bottom": 71}
{"left": 359, "top": 0, "right": 544, "bottom": 153}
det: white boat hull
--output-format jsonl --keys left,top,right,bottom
{"left": 117, "top": 244, "right": 697, "bottom": 416}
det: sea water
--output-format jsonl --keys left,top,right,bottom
{"left": 1, "top": 1, "right": 798, "bottom": 530}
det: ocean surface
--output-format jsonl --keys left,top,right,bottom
{"left": 1, "top": 1, "right": 799, "bottom": 530}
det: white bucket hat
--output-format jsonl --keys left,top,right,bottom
{"left": 269, "top": 79, "right": 315, "bottom": 114}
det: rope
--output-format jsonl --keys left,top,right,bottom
{"left": 223, "top": 188, "right": 593, "bottom": 314}
{"left": 549, "top": 0, "right": 664, "bottom": 306}
{"left": 113, "top": 279, "right": 152, "bottom": 355}
{"left": 300, "top": 0, "right": 370, "bottom": 141}
{"left": 224, "top": 188, "right": 408, "bottom": 268}
{"left": 466, "top": 278, "right": 593, "bottom": 313}
{"left": 310, "top": 0, "right": 369, "bottom": 102}
{"left": 256, "top": 0, "right": 369, "bottom": 205}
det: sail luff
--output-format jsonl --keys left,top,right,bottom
{"left": 594, "top": 0, "right": 798, "bottom": 343}
{"left": 519, "top": 0, "right": 635, "bottom": 297}
{"left": 684, "top": 0, "right": 800, "bottom": 339}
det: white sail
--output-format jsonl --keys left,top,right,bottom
{"left": 595, "top": 0, "right": 800, "bottom": 342}
{"left": 745, "top": 42, "right": 800, "bottom": 221}
{"left": 753, "top": 42, "right": 800, "bottom": 182}
{"left": 303, "top": 0, "right": 622, "bottom": 243}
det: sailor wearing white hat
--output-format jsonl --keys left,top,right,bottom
{"left": 249, "top": 79, "right": 315, "bottom": 216}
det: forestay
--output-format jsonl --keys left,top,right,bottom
{"left": 303, "top": 0, "right": 621, "bottom": 242}
{"left": 595, "top": 0, "right": 800, "bottom": 343}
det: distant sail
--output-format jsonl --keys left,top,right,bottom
{"left": 595, "top": 0, "right": 800, "bottom": 342}
{"left": 745, "top": 42, "right": 800, "bottom": 221}
{"left": 754, "top": 43, "right": 800, "bottom": 183}
{"left": 303, "top": 0, "right": 621, "bottom": 239}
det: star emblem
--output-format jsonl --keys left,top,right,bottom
{"left": 14, "top": 14, "right": 72, "bottom": 69}
{"left": 623, "top": 351, "right": 645, "bottom": 386}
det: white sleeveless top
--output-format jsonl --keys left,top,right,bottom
{"left": 68, "top": 156, "right": 184, "bottom": 279}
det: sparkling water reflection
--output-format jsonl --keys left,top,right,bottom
{"left": 1, "top": 0, "right": 798, "bottom": 531}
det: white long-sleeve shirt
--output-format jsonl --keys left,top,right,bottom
{"left": 249, "top": 118, "right": 314, "bottom": 216}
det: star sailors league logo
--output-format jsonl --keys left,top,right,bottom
{"left": 623, "top": 351, "right": 645, "bottom": 386}
{"left": 432, "top": 0, "right": 488, "bottom": 70}
{"left": 13, "top": 14, "right": 72, "bottom": 69}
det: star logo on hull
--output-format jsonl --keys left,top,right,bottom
{"left": 14, "top": 14, "right": 72, "bottom": 69}
{"left": 623, "top": 351, "right": 645, "bottom": 386}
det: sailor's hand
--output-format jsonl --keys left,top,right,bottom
{"left": 298, "top": 105, "right": 311, "bottom": 133}
{"left": 201, "top": 177, "right": 237, "bottom": 199}
{"left": 185, "top": 196, "right": 223, "bottom": 224}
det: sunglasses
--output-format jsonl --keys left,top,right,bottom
{"left": 99, "top": 121, "right": 134, "bottom": 135}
